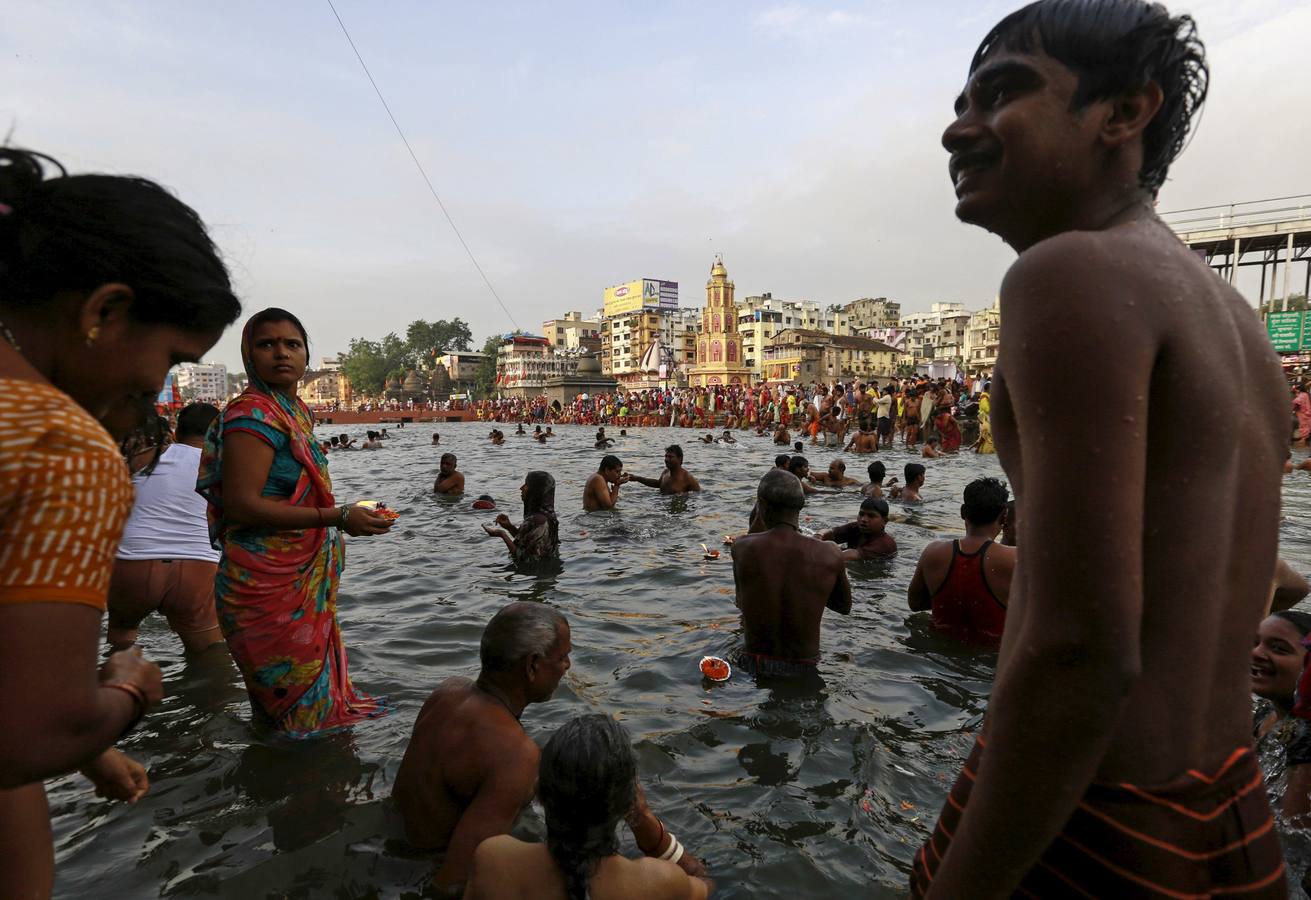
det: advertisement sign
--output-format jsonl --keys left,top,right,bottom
{"left": 1268, "top": 311, "right": 1305, "bottom": 353}
{"left": 604, "top": 278, "right": 679, "bottom": 317}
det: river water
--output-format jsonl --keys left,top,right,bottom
{"left": 48, "top": 422, "right": 1311, "bottom": 898}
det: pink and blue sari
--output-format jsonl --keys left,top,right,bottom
{"left": 197, "top": 321, "right": 389, "bottom": 738}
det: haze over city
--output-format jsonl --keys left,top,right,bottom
{"left": 3, "top": 0, "right": 1306, "bottom": 370}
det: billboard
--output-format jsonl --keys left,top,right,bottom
{"left": 604, "top": 278, "right": 679, "bottom": 317}
{"left": 1268, "top": 311, "right": 1305, "bottom": 353}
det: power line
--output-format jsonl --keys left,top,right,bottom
{"left": 325, "top": 0, "right": 519, "bottom": 331}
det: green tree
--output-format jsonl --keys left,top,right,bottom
{"left": 339, "top": 333, "right": 411, "bottom": 396}
{"left": 405, "top": 318, "right": 473, "bottom": 362}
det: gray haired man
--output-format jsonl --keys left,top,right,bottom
{"left": 394, "top": 602, "right": 572, "bottom": 895}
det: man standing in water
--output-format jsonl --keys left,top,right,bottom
{"left": 433, "top": 453, "right": 464, "bottom": 495}
{"left": 913, "top": 2, "right": 1288, "bottom": 897}
{"left": 395, "top": 603, "right": 572, "bottom": 895}
{"left": 627, "top": 445, "right": 701, "bottom": 494}
{"left": 583, "top": 454, "right": 626, "bottom": 511}
{"left": 731, "top": 470, "right": 850, "bottom": 676}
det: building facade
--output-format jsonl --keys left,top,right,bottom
{"left": 762, "top": 329, "right": 901, "bottom": 384}
{"left": 844, "top": 297, "right": 902, "bottom": 331}
{"left": 964, "top": 298, "right": 1001, "bottom": 374}
{"left": 688, "top": 255, "right": 751, "bottom": 387}
{"left": 598, "top": 277, "right": 682, "bottom": 386}
{"left": 494, "top": 335, "right": 579, "bottom": 397}
{"left": 297, "top": 368, "right": 352, "bottom": 406}
{"left": 542, "top": 312, "right": 602, "bottom": 354}
{"left": 174, "top": 362, "right": 228, "bottom": 403}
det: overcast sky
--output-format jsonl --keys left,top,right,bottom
{"left": 4, "top": 1, "right": 1307, "bottom": 370}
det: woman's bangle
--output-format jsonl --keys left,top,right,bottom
{"left": 338, "top": 504, "right": 350, "bottom": 527}
{"left": 637, "top": 817, "right": 667, "bottom": 857}
{"left": 658, "top": 833, "right": 684, "bottom": 865}
{"left": 102, "top": 682, "right": 149, "bottom": 736}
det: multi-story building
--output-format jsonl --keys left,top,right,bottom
{"left": 174, "top": 362, "right": 228, "bottom": 403}
{"left": 542, "top": 312, "right": 602, "bottom": 354}
{"left": 436, "top": 352, "right": 487, "bottom": 390}
{"left": 964, "top": 298, "right": 1001, "bottom": 374}
{"left": 598, "top": 277, "right": 682, "bottom": 386}
{"left": 901, "top": 302, "right": 970, "bottom": 365}
{"left": 297, "top": 368, "right": 352, "bottom": 407}
{"left": 735, "top": 292, "right": 849, "bottom": 379}
{"left": 689, "top": 255, "right": 751, "bottom": 388}
{"left": 762, "top": 329, "right": 901, "bottom": 384}
{"left": 494, "top": 335, "right": 579, "bottom": 397}
{"left": 844, "top": 297, "right": 902, "bottom": 331}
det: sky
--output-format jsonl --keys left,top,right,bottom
{"left": 3, "top": 0, "right": 1308, "bottom": 370}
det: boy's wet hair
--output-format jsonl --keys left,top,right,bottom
{"left": 867, "top": 460, "right": 887, "bottom": 483}
{"left": 860, "top": 497, "right": 890, "bottom": 518}
{"left": 905, "top": 463, "right": 926, "bottom": 484}
{"left": 970, "top": 0, "right": 1208, "bottom": 193}
{"left": 599, "top": 454, "right": 621, "bottom": 471}
{"left": 962, "top": 477, "right": 1010, "bottom": 525}
{"left": 774, "top": 453, "right": 790, "bottom": 468}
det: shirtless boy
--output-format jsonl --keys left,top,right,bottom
{"left": 844, "top": 417, "right": 879, "bottom": 454}
{"left": 434, "top": 453, "right": 465, "bottom": 495}
{"left": 912, "top": 3, "right": 1288, "bottom": 896}
{"left": 893, "top": 463, "right": 925, "bottom": 503}
{"left": 818, "top": 497, "right": 897, "bottom": 561}
{"left": 583, "top": 455, "right": 626, "bottom": 511}
{"left": 730, "top": 470, "right": 851, "bottom": 676}
{"left": 627, "top": 445, "right": 702, "bottom": 494}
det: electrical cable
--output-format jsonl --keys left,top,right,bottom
{"left": 326, "top": 0, "right": 519, "bottom": 330}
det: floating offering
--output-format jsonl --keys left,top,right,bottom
{"left": 722, "top": 535, "right": 736, "bottom": 545}
{"left": 699, "top": 543, "right": 720, "bottom": 560}
{"left": 700, "top": 656, "right": 731, "bottom": 682}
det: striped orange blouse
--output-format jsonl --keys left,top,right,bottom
{"left": 0, "top": 378, "right": 133, "bottom": 610}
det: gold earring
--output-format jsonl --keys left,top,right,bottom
{"left": 85, "top": 325, "right": 101, "bottom": 348}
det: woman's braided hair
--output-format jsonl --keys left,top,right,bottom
{"left": 538, "top": 714, "right": 638, "bottom": 900}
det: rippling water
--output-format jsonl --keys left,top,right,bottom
{"left": 49, "top": 423, "right": 1311, "bottom": 898}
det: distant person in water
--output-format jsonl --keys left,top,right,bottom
{"left": 862, "top": 461, "right": 896, "bottom": 499}
{"left": 464, "top": 714, "right": 712, "bottom": 900}
{"left": 844, "top": 417, "right": 878, "bottom": 454}
{"left": 362, "top": 430, "right": 384, "bottom": 450}
{"left": 773, "top": 424, "right": 790, "bottom": 445}
{"left": 787, "top": 455, "right": 819, "bottom": 495}
{"left": 699, "top": 432, "right": 714, "bottom": 444}
{"left": 793, "top": 440, "right": 803, "bottom": 453}
{"left": 721, "top": 429, "right": 737, "bottom": 444}
{"left": 595, "top": 427, "right": 614, "bottom": 449}
{"left": 482, "top": 471, "right": 560, "bottom": 565}
{"left": 432, "top": 433, "right": 440, "bottom": 445}
{"left": 810, "top": 459, "right": 860, "bottom": 487}
{"left": 338, "top": 432, "right": 356, "bottom": 450}
{"left": 434, "top": 453, "right": 465, "bottom": 495}
{"left": 472, "top": 495, "right": 496, "bottom": 511}
{"left": 908, "top": 477, "right": 1015, "bottom": 646}
{"left": 491, "top": 430, "right": 505, "bottom": 445}
{"left": 817, "top": 497, "right": 897, "bottom": 561}
{"left": 730, "top": 470, "right": 851, "bottom": 676}
{"left": 395, "top": 603, "right": 573, "bottom": 895}
{"left": 891, "top": 463, "right": 924, "bottom": 502}
{"left": 515, "top": 423, "right": 525, "bottom": 435}
{"left": 774, "top": 454, "right": 790, "bottom": 469}
{"left": 627, "top": 445, "right": 701, "bottom": 494}
{"left": 922, "top": 437, "right": 942, "bottom": 458}
{"left": 584, "top": 455, "right": 626, "bottom": 512}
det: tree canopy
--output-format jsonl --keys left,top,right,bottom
{"left": 338, "top": 318, "right": 474, "bottom": 395}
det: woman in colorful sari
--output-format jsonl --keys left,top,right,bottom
{"left": 1293, "top": 381, "right": 1311, "bottom": 448}
{"left": 482, "top": 471, "right": 561, "bottom": 566}
{"left": 198, "top": 308, "right": 393, "bottom": 738}
{"left": 973, "top": 382, "right": 995, "bottom": 454}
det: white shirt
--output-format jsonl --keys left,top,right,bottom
{"left": 876, "top": 395, "right": 893, "bottom": 418}
{"left": 117, "top": 443, "right": 220, "bottom": 563}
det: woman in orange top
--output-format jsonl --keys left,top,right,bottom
{"left": 0, "top": 147, "right": 241, "bottom": 897}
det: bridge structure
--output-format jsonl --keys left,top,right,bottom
{"left": 1162, "top": 195, "right": 1311, "bottom": 308}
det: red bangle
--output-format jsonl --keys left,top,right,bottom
{"left": 102, "top": 682, "right": 149, "bottom": 736}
